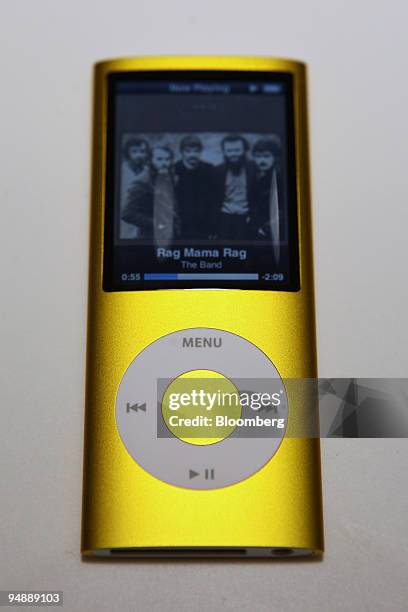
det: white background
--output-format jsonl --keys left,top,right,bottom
{"left": 0, "top": 1, "right": 407, "bottom": 610}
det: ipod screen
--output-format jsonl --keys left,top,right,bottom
{"left": 103, "top": 72, "right": 300, "bottom": 291}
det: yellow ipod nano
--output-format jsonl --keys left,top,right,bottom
{"left": 81, "top": 56, "right": 324, "bottom": 557}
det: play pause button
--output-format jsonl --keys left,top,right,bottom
{"left": 188, "top": 469, "right": 215, "bottom": 480}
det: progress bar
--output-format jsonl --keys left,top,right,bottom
{"left": 144, "top": 273, "right": 259, "bottom": 281}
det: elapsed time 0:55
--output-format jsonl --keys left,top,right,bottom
{"left": 121, "top": 273, "right": 141, "bottom": 282}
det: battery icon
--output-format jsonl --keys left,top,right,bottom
{"left": 263, "top": 83, "right": 282, "bottom": 94}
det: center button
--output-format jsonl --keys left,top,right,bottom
{"left": 161, "top": 369, "right": 242, "bottom": 446}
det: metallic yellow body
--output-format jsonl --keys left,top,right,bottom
{"left": 82, "top": 57, "right": 324, "bottom": 556}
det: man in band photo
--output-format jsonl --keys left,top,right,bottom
{"left": 120, "top": 137, "right": 151, "bottom": 238}
{"left": 173, "top": 135, "right": 215, "bottom": 240}
{"left": 121, "top": 145, "right": 179, "bottom": 245}
{"left": 252, "top": 136, "right": 284, "bottom": 262}
{"left": 214, "top": 135, "right": 257, "bottom": 241}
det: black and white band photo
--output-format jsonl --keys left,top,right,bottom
{"left": 118, "top": 132, "right": 287, "bottom": 256}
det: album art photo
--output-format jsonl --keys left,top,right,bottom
{"left": 117, "top": 132, "right": 288, "bottom": 252}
